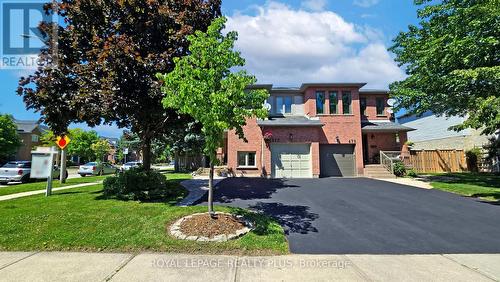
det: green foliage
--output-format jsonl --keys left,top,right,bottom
{"left": 41, "top": 128, "right": 100, "bottom": 162}
{"left": 103, "top": 169, "right": 180, "bottom": 201}
{"left": 407, "top": 168, "right": 418, "bottom": 178}
{"left": 466, "top": 147, "right": 483, "bottom": 172}
{"left": 389, "top": 0, "right": 500, "bottom": 135}
{"left": 157, "top": 17, "right": 269, "bottom": 165}
{"left": 0, "top": 114, "right": 21, "bottom": 161}
{"left": 91, "top": 139, "right": 112, "bottom": 162}
{"left": 393, "top": 161, "right": 407, "bottom": 177}
{"left": 17, "top": 1, "right": 222, "bottom": 170}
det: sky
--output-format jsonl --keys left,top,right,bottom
{"left": 0, "top": 0, "right": 420, "bottom": 138}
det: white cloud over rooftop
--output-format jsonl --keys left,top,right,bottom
{"left": 226, "top": 1, "right": 403, "bottom": 89}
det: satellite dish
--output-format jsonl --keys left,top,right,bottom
{"left": 264, "top": 102, "right": 272, "bottom": 111}
{"left": 387, "top": 98, "right": 397, "bottom": 107}
{"left": 387, "top": 108, "right": 394, "bottom": 114}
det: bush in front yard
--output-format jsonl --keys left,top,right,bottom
{"left": 103, "top": 168, "right": 179, "bottom": 201}
{"left": 393, "top": 161, "right": 407, "bottom": 177}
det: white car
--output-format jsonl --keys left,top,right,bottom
{"left": 0, "top": 161, "right": 66, "bottom": 184}
{"left": 121, "top": 162, "right": 143, "bottom": 171}
{"left": 78, "top": 162, "right": 117, "bottom": 177}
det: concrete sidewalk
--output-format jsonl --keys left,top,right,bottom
{"left": 0, "top": 182, "right": 102, "bottom": 202}
{"left": 0, "top": 252, "right": 498, "bottom": 281}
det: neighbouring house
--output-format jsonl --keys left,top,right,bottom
{"left": 101, "top": 137, "right": 119, "bottom": 164}
{"left": 13, "top": 119, "right": 48, "bottom": 161}
{"left": 224, "top": 83, "right": 415, "bottom": 178}
{"left": 398, "top": 111, "right": 491, "bottom": 151}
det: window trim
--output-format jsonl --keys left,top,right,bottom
{"left": 237, "top": 151, "right": 257, "bottom": 168}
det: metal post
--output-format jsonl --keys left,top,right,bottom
{"left": 46, "top": 149, "right": 55, "bottom": 196}
{"left": 60, "top": 148, "right": 67, "bottom": 183}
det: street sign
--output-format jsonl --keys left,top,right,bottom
{"left": 56, "top": 135, "right": 71, "bottom": 150}
{"left": 123, "top": 148, "right": 129, "bottom": 155}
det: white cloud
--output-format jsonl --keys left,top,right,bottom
{"left": 227, "top": 1, "right": 403, "bottom": 89}
{"left": 301, "top": 0, "right": 327, "bottom": 11}
{"left": 353, "top": 0, "right": 380, "bottom": 8}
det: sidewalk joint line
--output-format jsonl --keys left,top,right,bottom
{"left": 0, "top": 251, "right": 40, "bottom": 271}
{"left": 441, "top": 254, "right": 497, "bottom": 281}
{"left": 233, "top": 257, "right": 240, "bottom": 282}
{"left": 103, "top": 253, "right": 137, "bottom": 282}
{"left": 342, "top": 255, "right": 373, "bottom": 282}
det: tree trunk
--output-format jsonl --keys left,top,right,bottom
{"left": 142, "top": 137, "right": 152, "bottom": 170}
{"left": 174, "top": 151, "right": 180, "bottom": 172}
{"left": 208, "top": 161, "right": 215, "bottom": 216}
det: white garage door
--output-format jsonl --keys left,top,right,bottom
{"left": 271, "top": 144, "right": 312, "bottom": 178}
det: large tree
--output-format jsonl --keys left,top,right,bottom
{"left": 158, "top": 17, "right": 269, "bottom": 214}
{"left": 389, "top": 0, "right": 500, "bottom": 134}
{"left": 0, "top": 114, "right": 21, "bottom": 161}
{"left": 18, "top": 0, "right": 222, "bottom": 170}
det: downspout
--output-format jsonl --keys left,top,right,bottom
{"left": 261, "top": 127, "right": 265, "bottom": 178}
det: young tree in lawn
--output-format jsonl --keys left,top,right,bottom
{"left": 389, "top": 0, "right": 500, "bottom": 135}
{"left": 18, "top": 0, "right": 222, "bottom": 170}
{"left": 0, "top": 114, "right": 21, "bottom": 162}
{"left": 158, "top": 17, "right": 269, "bottom": 214}
{"left": 91, "top": 139, "right": 112, "bottom": 163}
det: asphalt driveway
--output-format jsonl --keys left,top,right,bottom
{"left": 197, "top": 177, "right": 500, "bottom": 254}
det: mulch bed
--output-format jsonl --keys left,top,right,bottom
{"left": 179, "top": 213, "right": 246, "bottom": 239}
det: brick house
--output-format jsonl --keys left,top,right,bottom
{"left": 225, "top": 83, "right": 414, "bottom": 178}
{"left": 13, "top": 119, "right": 48, "bottom": 161}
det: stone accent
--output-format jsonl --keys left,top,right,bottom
{"left": 169, "top": 212, "right": 253, "bottom": 242}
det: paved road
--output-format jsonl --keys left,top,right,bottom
{"left": 197, "top": 177, "right": 500, "bottom": 254}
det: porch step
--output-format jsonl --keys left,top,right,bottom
{"left": 364, "top": 165, "right": 396, "bottom": 179}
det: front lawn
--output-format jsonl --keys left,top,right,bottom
{"left": 429, "top": 173, "right": 500, "bottom": 202}
{"left": 0, "top": 173, "right": 288, "bottom": 255}
{"left": 0, "top": 175, "right": 107, "bottom": 197}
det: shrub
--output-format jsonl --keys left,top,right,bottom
{"left": 407, "top": 168, "right": 418, "bottom": 178}
{"left": 466, "top": 147, "right": 482, "bottom": 172}
{"left": 392, "top": 161, "right": 407, "bottom": 177}
{"left": 103, "top": 168, "right": 178, "bottom": 201}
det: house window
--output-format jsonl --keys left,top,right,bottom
{"left": 342, "top": 91, "right": 352, "bottom": 114}
{"left": 316, "top": 91, "right": 325, "bottom": 114}
{"left": 376, "top": 97, "right": 386, "bottom": 116}
{"left": 329, "top": 91, "right": 338, "bottom": 114}
{"left": 238, "top": 152, "right": 256, "bottom": 167}
{"left": 284, "top": 96, "right": 292, "bottom": 114}
{"left": 360, "top": 97, "right": 367, "bottom": 116}
{"left": 31, "top": 134, "right": 39, "bottom": 142}
{"left": 395, "top": 133, "right": 400, "bottom": 144}
{"left": 275, "top": 96, "right": 293, "bottom": 115}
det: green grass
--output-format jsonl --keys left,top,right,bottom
{"left": 429, "top": 173, "right": 500, "bottom": 202}
{"left": 0, "top": 172, "right": 288, "bottom": 255}
{"left": 0, "top": 176, "right": 108, "bottom": 197}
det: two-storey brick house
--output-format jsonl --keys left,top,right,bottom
{"left": 226, "top": 83, "right": 414, "bottom": 178}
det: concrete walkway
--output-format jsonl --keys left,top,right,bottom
{"left": 0, "top": 182, "right": 102, "bottom": 202}
{"left": 0, "top": 252, "right": 499, "bottom": 281}
{"left": 177, "top": 178, "right": 224, "bottom": 206}
{"left": 375, "top": 177, "right": 433, "bottom": 189}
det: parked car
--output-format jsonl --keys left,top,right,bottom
{"left": 78, "top": 162, "right": 117, "bottom": 177}
{"left": 121, "top": 161, "right": 143, "bottom": 171}
{"left": 0, "top": 161, "right": 66, "bottom": 184}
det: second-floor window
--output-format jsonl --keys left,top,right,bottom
{"left": 376, "top": 97, "right": 385, "bottom": 116}
{"left": 329, "top": 91, "right": 338, "bottom": 114}
{"left": 360, "top": 97, "right": 367, "bottom": 116}
{"left": 316, "top": 91, "right": 325, "bottom": 114}
{"left": 270, "top": 96, "right": 295, "bottom": 115}
{"left": 31, "top": 134, "right": 39, "bottom": 142}
{"left": 342, "top": 91, "right": 352, "bottom": 114}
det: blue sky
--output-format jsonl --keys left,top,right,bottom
{"left": 0, "top": 0, "right": 420, "bottom": 137}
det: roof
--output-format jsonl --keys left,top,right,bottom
{"left": 359, "top": 89, "right": 389, "bottom": 94}
{"left": 250, "top": 83, "right": 368, "bottom": 93}
{"left": 361, "top": 121, "right": 415, "bottom": 132}
{"left": 257, "top": 116, "right": 324, "bottom": 127}
{"left": 14, "top": 119, "right": 42, "bottom": 133}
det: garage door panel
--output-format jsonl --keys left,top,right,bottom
{"left": 271, "top": 144, "right": 312, "bottom": 178}
{"left": 320, "top": 145, "right": 355, "bottom": 177}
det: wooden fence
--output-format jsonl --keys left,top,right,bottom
{"left": 404, "top": 150, "right": 467, "bottom": 173}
